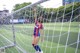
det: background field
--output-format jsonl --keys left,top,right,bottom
{"left": 0, "top": 22, "right": 80, "bottom": 53}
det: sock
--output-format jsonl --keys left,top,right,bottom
{"left": 36, "top": 45, "right": 41, "bottom": 52}
{"left": 32, "top": 44, "right": 38, "bottom": 51}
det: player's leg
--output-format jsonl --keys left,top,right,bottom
{"left": 34, "top": 37, "right": 40, "bottom": 45}
{"left": 35, "top": 37, "right": 43, "bottom": 53}
{"left": 32, "top": 36, "right": 35, "bottom": 44}
{"left": 32, "top": 36, "right": 39, "bottom": 52}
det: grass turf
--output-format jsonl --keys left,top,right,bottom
{"left": 0, "top": 22, "right": 80, "bottom": 53}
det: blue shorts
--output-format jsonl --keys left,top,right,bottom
{"left": 33, "top": 32, "right": 40, "bottom": 37}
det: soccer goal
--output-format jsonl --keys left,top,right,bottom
{"left": 0, "top": 0, "right": 80, "bottom": 53}
{"left": 0, "top": 0, "right": 49, "bottom": 53}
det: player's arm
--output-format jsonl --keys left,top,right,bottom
{"left": 39, "top": 24, "right": 44, "bottom": 42}
{"left": 33, "top": 7, "right": 37, "bottom": 23}
{"left": 40, "top": 29, "right": 44, "bottom": 42}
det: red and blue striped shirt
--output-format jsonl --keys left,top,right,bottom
{"left": 33, "top": 20, "right": 43, "bottom": 37}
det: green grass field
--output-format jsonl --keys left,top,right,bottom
{"left": 0, "top": 22, "right": 80, "bottom": 53}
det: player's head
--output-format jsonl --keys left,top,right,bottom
{"left": 37, "top": 14, "right": 43, "bottom": 23}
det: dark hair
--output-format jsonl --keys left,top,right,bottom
{"left": 38, "top": 18, "right": 43, "bottom": 23}
{"left": 34, "top": 12, "right": 44, "bottom": 23}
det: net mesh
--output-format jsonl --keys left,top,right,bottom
{"left": 0, "top": 0, "right": 80, "bottom": 53}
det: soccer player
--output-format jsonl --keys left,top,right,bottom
{"left": 32, "top": 8, "right": 44, "bottom": 53}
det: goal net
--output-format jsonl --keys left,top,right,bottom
{"left": 0, "top": 0, "right": 80, "bottom": 53}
